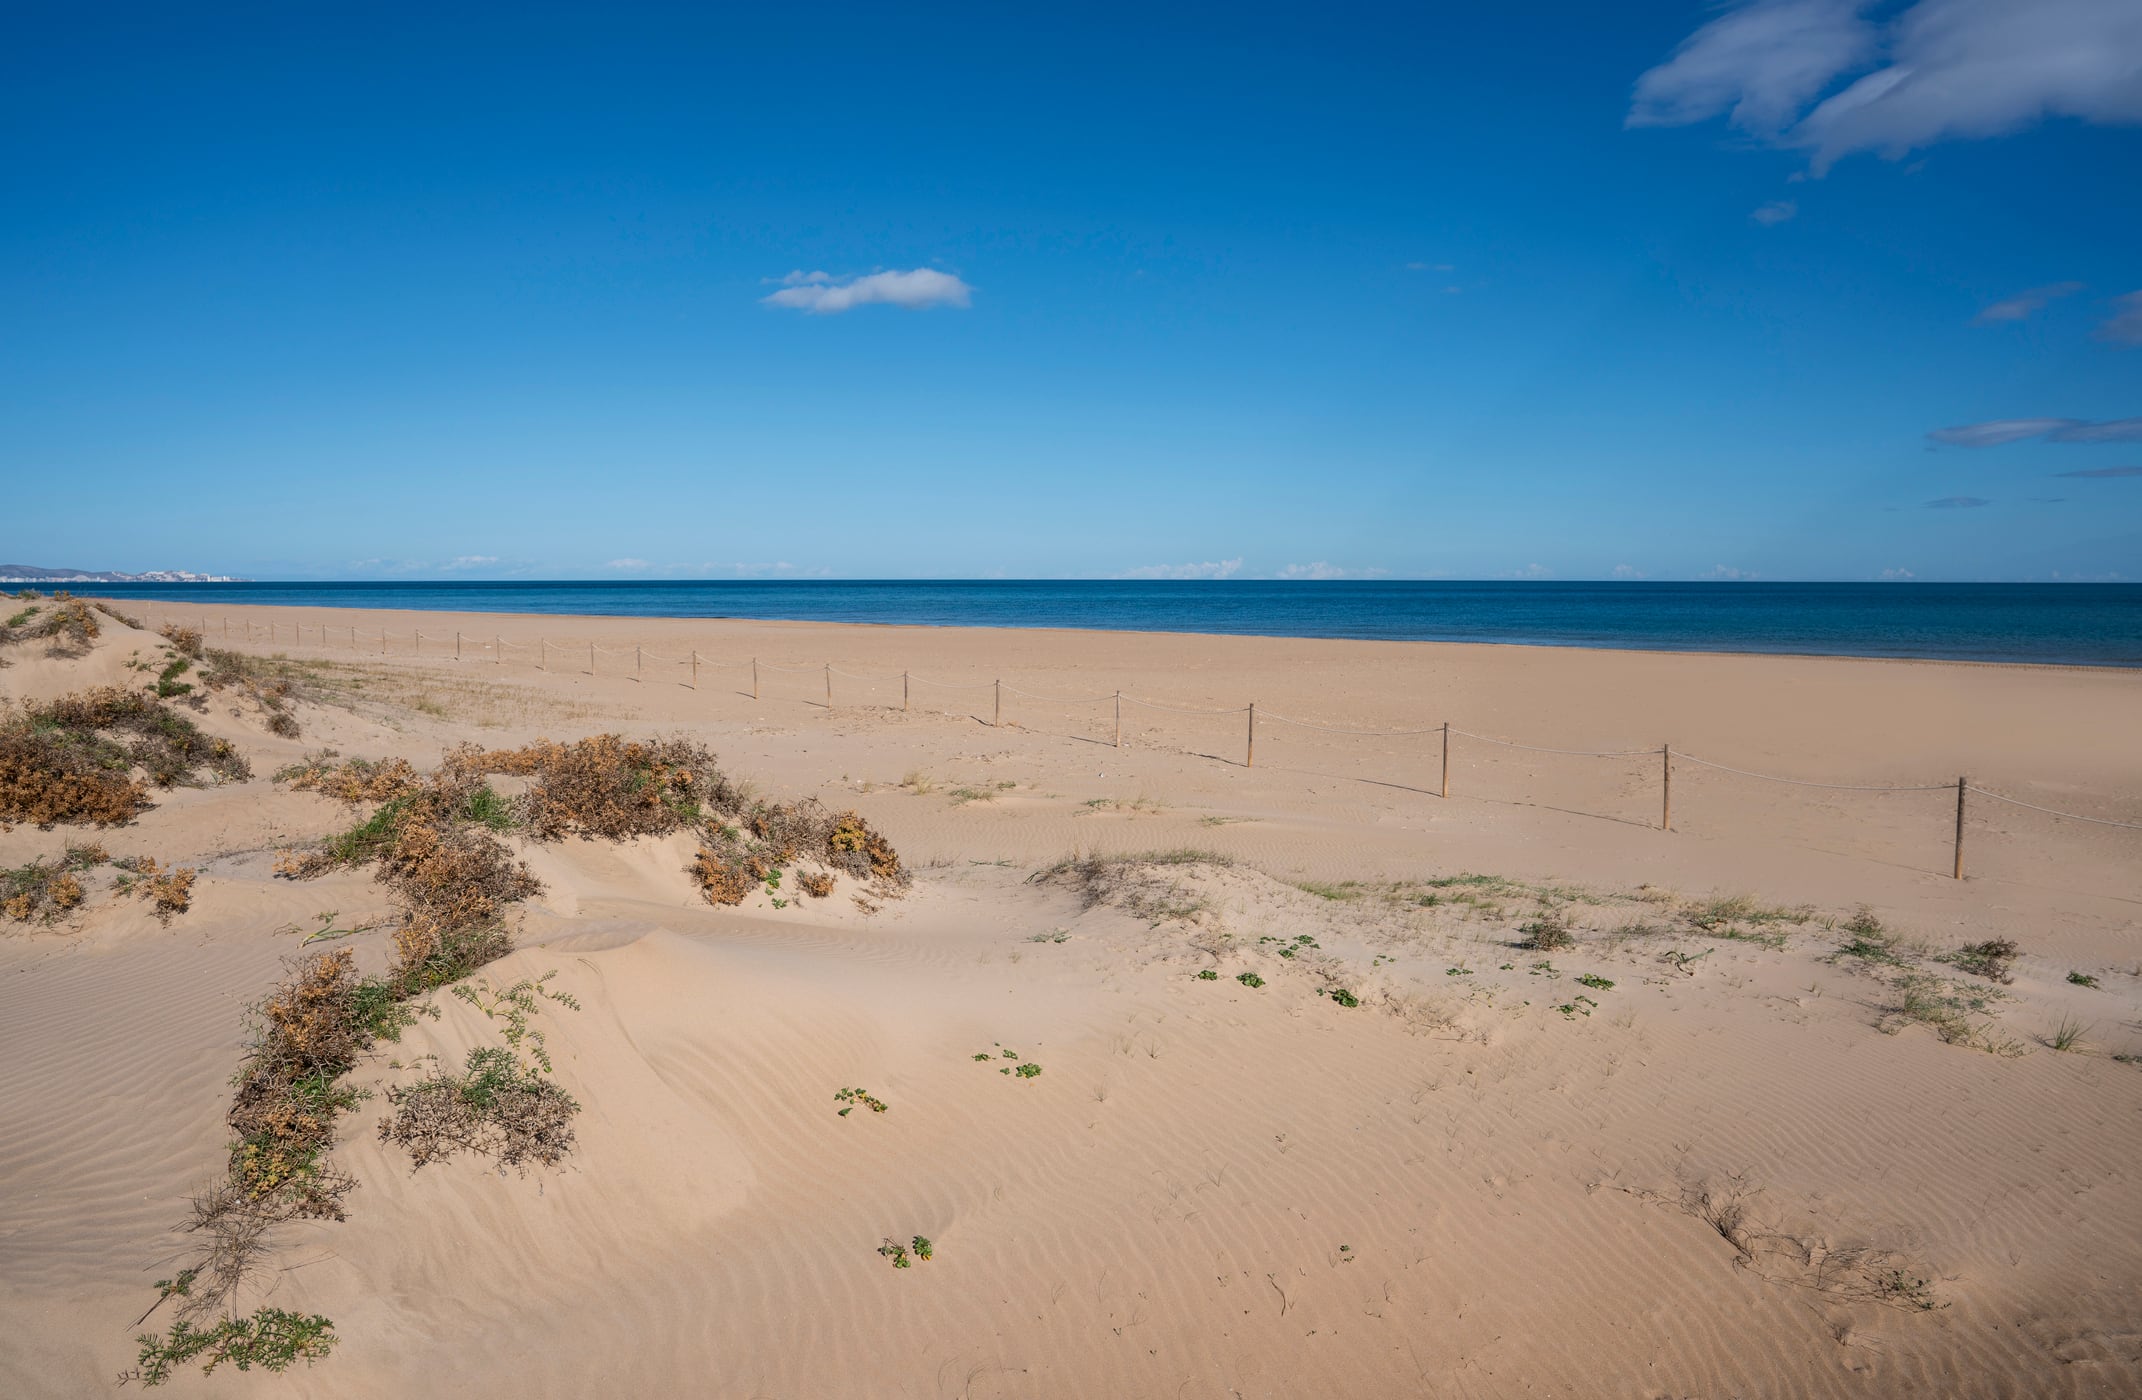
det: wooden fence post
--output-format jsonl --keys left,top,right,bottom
{"left": 539, "top": 638, "right": 546, "bottom": 671}
{"left": 903, "top": 671, "right": 909, "bottom": 711}
{"left": 825, "top": 664, "right": 832, "bottom": 708}
{"left": 1954, "top": 777, "right": 1968, "bottom": 880}
{"left": 381, "top": 630, "right": 387, "bottom": 655}
{"left": 636, "top": 646, "right": 643, "bottom": 682}
{"left": 752, "top": 658, "right": 759, "bottom": 700}
{"left": 1114, "top": 691, "right": 1122, "bottom": 748}
{"left": 1662, "top": 745, "right": 1673, "bottom": 831}
{"left": 1441, "top": 722, "right": 1451, "bottom": 799}
{"left": 414, "top": 630, "right": 420, "bottom": 656}
{"left": 690, "top": 650, "right": 698, "bottom": 689}
{"left": 1247, "top": 703, "right": 1256, "bottom": 768}
{"left": 495, "top": 635, "right": 501, "bottom": 665}
{"left": 456, "top": 631, "right": 462, "bottom": 661}
{"left": 994, "top": 679, "right": 1001, "bottom": 727}
{"left": 589, "top": 642, "right": 595, "bottom": 676}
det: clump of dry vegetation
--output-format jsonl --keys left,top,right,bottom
{"left": 114, "top": 854, "right": 200, "bottom": 925}
{"left": 0, "top": 687, "right": 247, "bottom": 828}
{"left": 1944, "top": 938, "right": 2020, "bottom": 984}
{"left": 160, "top": 623, "right": 204, "bottom": 658}
{"left": 0, "top": 592, "right": 101, "bottom": 658}
{"left": 394, "top": 733, "right": 908, "bottom": 908}
{"left": 1, "top": 843, "right": 104, "bottom": 923}
{"left": 274, "top": 752, "right": 421, "bottom": 803}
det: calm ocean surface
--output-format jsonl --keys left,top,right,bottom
{"left": 78, "top": 581, "right": 2142, "bottom": 667}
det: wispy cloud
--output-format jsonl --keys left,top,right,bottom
{"left": 2097, "top": 290, "right": 2142, "bottom": 345}
{"left": 2055, "top": 465, "right": 2142, "bottom": 478}
{"left": 1925, "top": 495, "right": 1991, "bottom": 508}
{"left": 1699, "top": 565, "right": 1759, "bottom": 580}
{"left": 1117, "top": 559, "right": 1244, "bottom": 580}
{"left": 1879, "top": 567, "right": 1916, "bottom": 579}
{"left": 1610, "top": 564, "right": 1647, "bottom": 580}
{"left": 605, "top": 558, "right": 651, "bottom": 570}
{"left": 1927, "top": 417, "right": 2142, "bottom": 447}
{"left": 1974, "top": 281, "right": 2085, "bottom": 324}
{"left": 1274, "top": 562, "right": 1391, "bottom": 580}
{"left": 440, "top": 555, "right": 498, "bottom": 570}
{"left": 762, "top": 268, "right": 973, "bottom": 314}
{"left": 1501, "top": 563, "right": 1553, "bottom": 580}
{"left": 1750, "top": 199, "right": 1798, "bottom": 225}
{"left": 1630, "top": 0, "right": 2142, "bottom": 172}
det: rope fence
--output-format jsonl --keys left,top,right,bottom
{"left": 164, "top": 610, "right": 2142, "bottom": 880}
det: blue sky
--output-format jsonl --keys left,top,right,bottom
{"left": 4, "top": 1, "right": 2139, "bottom": 582}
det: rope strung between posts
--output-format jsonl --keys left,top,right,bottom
{"left": 1258, "top": 711, "right": 1449, "bottom": 737}
{"left": 1972, "top": 789, "right": 2142, "bottom": 830}
{"left": 1669, "top": 753, "right": 1954, "bottom": 792}
{"left": 1002, "top": 684, "right": 1116, "bottom": 704}
{"left": 1121, "top": 695, "right": 1252, "bottom": 716}
{"left": 1449, "top": 729, "right": 1659, "bottom": 759}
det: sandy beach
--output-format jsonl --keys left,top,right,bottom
{"left": 4, "top": 598, "right": 2139, "bottom": 1398}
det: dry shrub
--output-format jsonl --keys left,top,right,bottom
{"left": 277, "top": 754, "right": 422, "bottom": 804}
{"left": 799, "top": 870, "right": 834, "bottom": 898}
{"left": 1517, "top": 911, "right": 1575, "bottom": 951}
{"left": 25, "top": 686, "right": 249, "bottom": 788}
{"left": 828, "top": 809, "right": 903, "bottom": 883}
{"left": 689, "top": 846, "right": 753, "bottom": 905}
{"left": 378, "top": 1046, "right": 578, "bottom": 1172}
{"left": 389, "top": 911, "right": 513, "bottom": 993}
{"left": 161, "top": 623, "right": 205, "bottom": 658}
{"left": 226, "top": 950, "right": 375, "bottom": 1220}
{"left": 0, "top": 720, "right": 151, "bottom": 827}
{"left": 460, "top": 734, "right": 735, "bottom": 841}
{"left": 2, "top": 844, "right": 106, "bottom": 923}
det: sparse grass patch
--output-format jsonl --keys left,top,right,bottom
{"left": 2068, "top": 971, "right": 2099, "bottom": 988}
{"left": 131, "top": 1306, "right": 337, "bottom": 1385}
{"left": 2046, "top": 1017, "right": 2089, "bottom": 1053}
{"left": 1883, "top": 973, "right": 2023, "bottom": 1055}
{"left": 1943, "top": 938, "right": 2020, "bottom": 985}
{"left": 1830, "top": 908, "right": 1912, "bottom": 968}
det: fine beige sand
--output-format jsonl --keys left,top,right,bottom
{"left": 4, "top": 600, "right": 2139, "bottom": 1398}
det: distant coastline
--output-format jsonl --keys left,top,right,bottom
{"left": 72, "top": 579, "right": 2142, "bottom": 667}
{"left": 2, "top": 564, "right": 239, "bottom": 584}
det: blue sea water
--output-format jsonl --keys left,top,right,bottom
{"left": 75, "top": 581, "right": 2142, "bottom": 667}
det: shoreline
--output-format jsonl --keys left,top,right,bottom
{"left": 86, "top": 594, "right": 2142, "bottom": 674}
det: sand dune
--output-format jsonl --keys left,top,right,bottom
{"left": 2, "top": 604, "right": 2138, "bottom": 1397}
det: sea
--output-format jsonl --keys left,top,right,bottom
{"left": 72, "top": 581, "right": 2142, "bottom": 668}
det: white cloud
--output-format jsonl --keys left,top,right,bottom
{"left": 2097, "top": 290, "right": 2142, "bottom": 344}
{"left": 1501, "top": 563, "right": 1553, "bottom": 580}
{"left": 762, "top": 268, "right": 973, "bottom": 314}
{"left": 1880, "top": 567, "right": 1916, "bottom": 579}
{"left": 1117, "top": 559, "right": 1244, "bottom": 580}
{"left": 1700, "top": 565, "right": 1759, "bottom": 580}
{"left": 1751, "top": 199, "right": 1799, "bottom": 224}
{"left": 1928, "top": 416, "right": 2142, "bottom": 446}
{"left": 1274, "top": 562, "right": 1391, "bottom": 580}
{"left": 1974, "top": 281, "right": 2084, "bottom": 323}
{"left": 1610, "top": 564, "right": 1647, "bottom": 579}
{"left": 441, "top": 555, "right": 499, "bottom": 570}
{"left": 1630, "top": 0, "right": 2142, "bottom": 172}
{"left": 605, "top": 558, "right": 651, "bottom": 570}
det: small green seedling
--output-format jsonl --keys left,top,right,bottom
{"left": 1196, "top": 969, "right": 1219, "bottom": 980}
{"left": 2068, "top": 971, "right": 2099, "bottom": 988}
{"left": 972, "top": 1053, "right": 993, "bottom": 1061}
{"left": 878, "top": 1239, "right": 914, "bottom": 1268}
{"left": 1445, "top": 964, "right": 1473, "bottom": 978}
{"left": 1236, "top": 971, "right": 1265, "bottom": 989}
{"left": 835, "top": 1087, "right": 888, "bottom": 1116}
{"left": 1552, "top": 994, "right": 1599, "bottom": 1020}
{"left": 911, "top": 1235, "right": 933, "bottom": 1261}
{"left": 1013, "top": 1062, "right": 1041, "bottom": 1078}
{"left": 1321, "top": 988, "right": 1360, "bottom": 1007}
{"left": 1575, "top": 973, "right": 1614, "bottom": 991}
